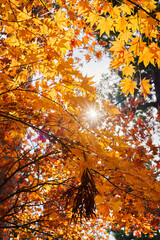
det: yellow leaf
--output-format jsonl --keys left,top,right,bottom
{"left": 45, "top": 185, "right": 51, "bottom": 193}
{"left": 138, "top": 47, "right": 154, "bottom": 67}
{"left": 87, "top": 11, "right": 99, "bottom": 27}
{"left": 110, "top": 39, "right": 125, "bottom": 52}
{"left": 119, "top": 30, "right": 132, "bottom": 43}
{"left": 97, "top": 17, "right": 113, "bottom": 36}
{"left": 156, "top": 12, "right": 160, "bottom": 20}
{"left": 121, "top": 3, "right": 133, "bottom": 15}
{"left": 54, "top": 9, "right": 67, "bottom": 30}
{"left": 156, "top": 51, "right": 160, "bottom": 68}
{"left": 122, "top": 64, "right": 135, "bottom": 77}
{"left": 129, "top": 36, "right": 146, "bottom": 56}
{"left": 111, "top": 198, "right": 122, "bottom": 212}
{"left": 48, "top": 88, "right": 57, "bottom": 100}
{"left": 119, "top": 78, "right": 138, "bottom": 96}
{"left": 128, "top": 14, "right": 139, "bottom": 32}
{"left": 103, "top": 100, "right": 120, "bottom": 115}
{"left": 77, "top": 0, "right": 90, "bottom": 15}
{"left": 140, "top": 78, "right": 152, "bottom": 99}
{"left": 17, "top": 7, "right": 31, "bottom": 21}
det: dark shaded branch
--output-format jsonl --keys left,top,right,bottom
{"left": 0, "top": 149, "right": 60, "bottom": 189}
{"left": 0, "top": 110, "right": 71, "bottom": 151}
{"left": 91, "top": 169, "right": 155, "bottom": 204}
{"left": 0, "top": 177, "right": 74, "bottom": 203}
{"left": 137, "top": 101, "right": 159, "bottom": 110}
{"left": 0, "top": 193, "right": 20, "bottom": 221}
{"left": 126, "top": 0, "right": 160, "bottom": 23}
{"left": 0, "top": 219, "right": 56, "bottom": 238}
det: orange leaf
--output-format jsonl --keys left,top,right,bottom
{"left": 122, "top": 64, "right": 135, "bottom": 77}
{"left": 97, "top": 16, "right": 113, "bottom": 36}
{"left": 140, "top": 78, "right": 152, "bottom": 99}
{"left": 85, "top": 53, "right": 91, "bottom": 61}
{"left": 95, "top": 50, "right": 102, "bottom": 59}
{"left": 119, "top": 78, "right": 138, "bottom": 96}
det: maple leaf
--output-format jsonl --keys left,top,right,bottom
{"left": 97, "top": 16, "right": 113, "bottom": 36}
{"left": 119, "top": 78, "right": 138, "bottom": 96}
{"left": 121, "top": 3, "right": 133, "bottom": 15}
{"left": 54, "top": 9, "right": 68, "bottom": 30}
{"left": 85, "top": 53, "right": 91, "bottom": 61}
{"left": 77, "top": 0, "right": 90, "bottom": 15}
{"left": 140, "top": 78, "right": 153, "bottom": 99}
{"left": 110, "top": 39, "right": 125, "bottom": 52}
{"left": 156, "top": 51, "right": 160, "bottom": 68}
{"left": 82, "top": 35, "right": 89, "bottom": 45}
{"left": 118, "top": 30, "right": 132, "bottom": 43}
{"left": 87, "top": 11, "right": 99, "bottom": 27}
{"left": 129, "top": 36, "right": 146, "bottom": 56}
{"left": 17, "top": 7, "right": 32, "bottom": 21}
{"left": 103, "top": 100, "right": 120, "bottom": 115}
{"left": 95, "top": 50, "right": 102, "bottom": 59}
{"left": 122, "top": 64, "right": 135, "bottom": 77}
{"left": 138, "top": 47, "right": 154, "bottom": 67}
{"left": 48, "top": 88, "right": 57, "bottom": 100}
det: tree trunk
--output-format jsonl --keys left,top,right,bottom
{"left": 152, "top": 68, "right": 160, "bottom": 109}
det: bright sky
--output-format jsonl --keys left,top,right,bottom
{"left": 80, "top": 54, "right": 110, "bottom": 83}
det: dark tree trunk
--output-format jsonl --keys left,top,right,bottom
{"left": 152, "top": 68, "right": 160, "bottom": 109}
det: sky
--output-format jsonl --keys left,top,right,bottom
{"left": 80, "top": 54, "right": 111, "bottom": 83}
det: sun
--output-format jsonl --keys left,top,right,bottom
{"left": 86, "top": 107, "right": 99, "bottom": 123}
{"left": 88, "top": 109, "right": 97, "bottom": 119}
{"left": 84, "top": 104, "right": 100, "bottom": 125}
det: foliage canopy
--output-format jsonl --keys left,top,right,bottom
{"left": 0, "top": 0, "right": 160, "bottom": 239}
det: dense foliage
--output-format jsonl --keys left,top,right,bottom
{"left": 0, "top": 0, "right": 160, "bottom": 239}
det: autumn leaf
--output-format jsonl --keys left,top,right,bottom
{"left": 48, "top": 88, "right": 57, "bottom": 100}
{"left": 85, "top": 53, "right": 91, "bottom": 61}
{"left": 87, "top": 11, "right": 99, "bottom": 27}
{"left": 82, "top": 35, "right": 89, "bottom": 45}
{"left": 119, "top": 30, "right": 132, "bottom": 43}
{"left": 122, "top": 64, "right": 135, "bottom": 77}
{"left": 103, "top": 100, "right": 120, "bottom": 115}
{"left": 110, "top": 39, "right": 125, "bottom": 52}
{"left": 138, "top": 47, "right": 154, "bottom": 67}
{"left": 95, "top": 50, "right": 102, "bottom": 59}
{"left": 54, "top": 9, "right": 68, "bottom": 30}
{"left": 97, "top": 16, "right": 113, "bottom": 36}
{"left": 119, "top": 78, "right": 138, "bottom": 96}
{"left": 140, "top": 78, "right": 153, "bottom": 99}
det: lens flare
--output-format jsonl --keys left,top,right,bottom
{"left": 85, "top": 106, "right": 101, "bottom": 127}
{"left": 88, "top": 109, "right": 97, "bottom": 119}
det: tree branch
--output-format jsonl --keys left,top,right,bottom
{"left": 126, "top": 0, "right": 160, "bottom": 24}
{"left": 92, "top": 168, "right": 155, "bottom": 204}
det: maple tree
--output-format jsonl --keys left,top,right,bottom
{"left": 0, "top": 0, "right": 160, "bottom": 239}
{"left": 94, "top": 0, "right": 160, "bottom": 108}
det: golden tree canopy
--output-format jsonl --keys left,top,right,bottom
{"left": 0, "top": 0, "right": 160, "bottom": 239}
